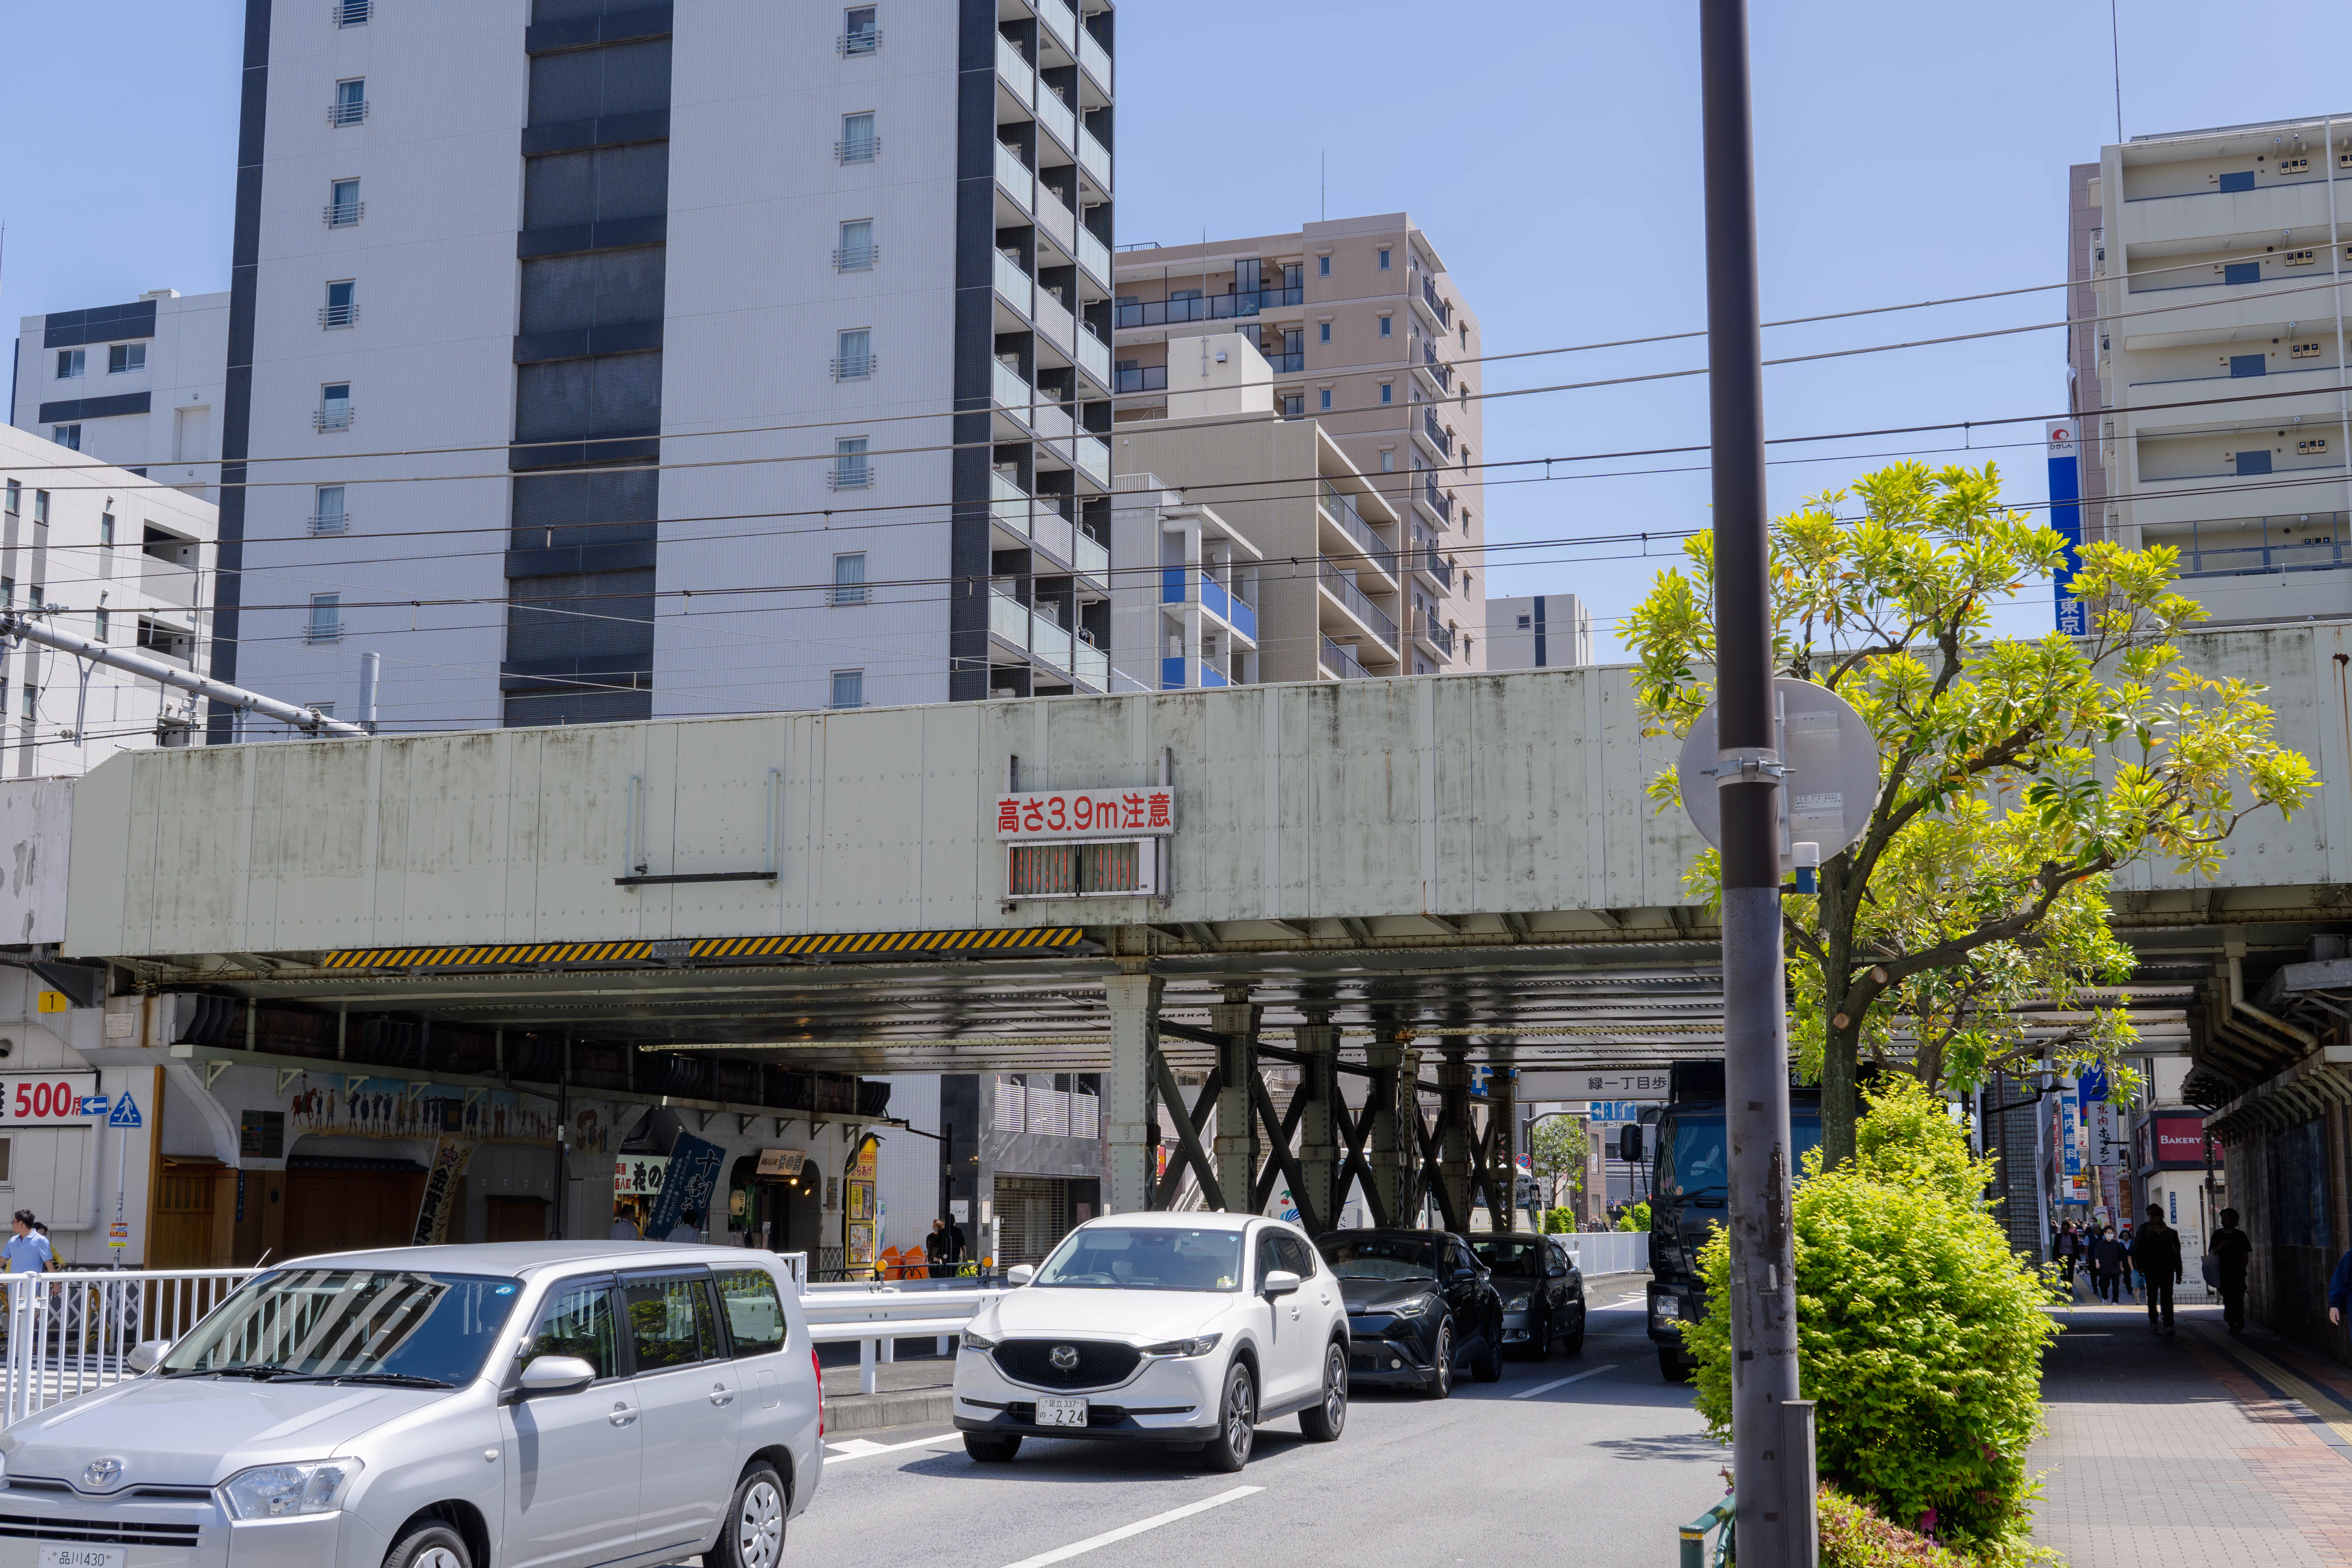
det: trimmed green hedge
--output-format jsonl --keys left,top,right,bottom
{"left": 1682, "top": 1080, "right": 2060, "bottom": 1556}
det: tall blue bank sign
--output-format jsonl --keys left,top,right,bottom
{"left": 2047, "top": 418, "right": 2087, "bottom": 634}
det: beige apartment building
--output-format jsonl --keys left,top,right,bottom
{"left": 1112, "top": 214, "right": 1485, "bottom": 673}
{"left": 2069, "top": 115, "right": 2352, "bottom": 624}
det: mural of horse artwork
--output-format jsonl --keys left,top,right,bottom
{"left": 280, "top": 1074, "right": 619, "bottom": 1152}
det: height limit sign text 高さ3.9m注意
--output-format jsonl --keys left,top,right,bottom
{"left": 996, "top": 788, "right": 1175, "bottom": 840}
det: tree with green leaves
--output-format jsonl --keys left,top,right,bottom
{"left": 1626, "top": 461, "right": 2319, "bottom": 1167}
{"left": 1528, "top": 1115, "right": 1588, "bottom": 1211}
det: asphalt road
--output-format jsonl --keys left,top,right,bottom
{"left": 786, "top": 1282, "right": 1725, "bottom": 1568}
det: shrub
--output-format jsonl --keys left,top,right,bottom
{"left": 1682, "top": 1080, "right": 2060, "bottom": 1555}
{"left": 1615, "top": 1200, "right": 1651, "bottom": 1233}
{"left": 1541, "top": 1207, "right": 1576, "bottom": 1234}
{"left": 1818, "top": 1487, "right": 1978, "bottom": 1568}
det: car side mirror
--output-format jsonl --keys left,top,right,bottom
{"left": 1546, "top": 1266, "right": 1568, "bottom": 1279}
{"left": 1006, "top": 1264, "right": 1036, "bottom": 1286}
{"left": 1449, "top": 1267, "right": 1478, "bottom": 1284}
{"left": 1262, "top": 1269, "right": 1301, "bottom": 1299}
{"left": 127, "top": 1339, "right": 171, "bottom": 1374}
{"left": 517, "top": 1356, "right": 597, "bottom": 1397}
{"left": 1618, "top": 1125, "right": 1644, "bottom": 1164}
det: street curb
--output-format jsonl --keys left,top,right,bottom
{"left": 824, "top": 1388, "right": 956, "bottom": 1433}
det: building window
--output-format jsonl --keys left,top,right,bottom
{"left": 311, "top": 485, "right": 349, "bottom": 534}
{"left": 832, "top": 328, "right": 874, "bottom": 381}
{"left": 1, "top": 579, "right": 15, "bottom": 609}
{"left": 335, "top": 0, "right": 372, "bottom": 26}
{"left": 835, "top": 219, "right": 876, "bottom": 272}
{"left": 1516, "top": 613, "right": 1532, "bottom": 630}
{"left": 107, "top": 343, "right": 146, "bottom": 375}
{"left": 1281, "top": 394, "right": 1304, "bottom": 419}
{"left": 331, "top": 78, "right": 368, "bottom": 126}
{"left": 307, "top": 593, "right": 343, "bottom": 644}
{"left": 1318, "top": 322, "right": 1331, "bottom": 344}
{"left": 1459, "top": 323, "right": 1469, "bottom": 349}
{"left": 316, "top": 383, "right": 354, "bottom": 431}
{"left": 830, "top": 436, "right": 871, "bottom": 490}
{"left": 1378, "top": 314, "right": 1392, "bottom": 339}
{"left": 99, "top": 512, "right": 114, "bottom": 547}
{"left": 1318, "top": 388, "right": 1332, "bottom": 411}
{"left": 1380, "top": 383, "right": 1393, "bottom": 405}
{"left": 1378, "top": 247, "right": 1392, "bottom": 270}
{"left": 19, "top": 685, "right": 35, "bottom": 721}
{"left": 839, "top": 5, "right": 878, "bottom": 54}
{"left": 51, "top": 426, "right": 81, "bottom": 452}
{"left": 830, "top": 670, "right": 865, "bottom": 709}
{"left": 322, "top": 280, "right": 358, "bottom": 328}
{"left": 1380, "top": 448, "right": 1394, "bottom": 472}
{"left": 55, "top": 349, "right": 84, "bottom": 380}
{"left": 1317, "top": 255, "right": 1330, "bottom": 277}
{"left": 327, "top": 178, "right": 363, "bottom": 226}
{"left": 31, "top": 492, "right": 47, "bottom": 526}
{"left": 93, "top": 610, "right": 109, "bottom": 644}
{"left": 838, "top": 113, "right": 878, "bottom": 164}
{"left": 831, "top": 552, "right": 868, "bottom": 606}
{"left": 2, "top": 482, "right": 15, "bottom": 515}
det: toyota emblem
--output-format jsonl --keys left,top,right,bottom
{"left": 1049, "top": 1345, "right": 1080, "bottom": 1371}
{"left": 82, "top": 1458, "right": 124, "bottom": 1490}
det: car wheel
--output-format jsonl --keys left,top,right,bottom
{"left": 1298, "top": 1341, "right": 1348, "bottom": 1442}
{"left": 1470, "top": 1328, "right": 1504, "bottom": 1384}
{"left": 1201, "top": 1360, "right": 1257, "bottom": 1472}
{"left": 708, "top": 1464, "right": 786, "bottom": 1568}
{"left": 964, "top": 1433, "right": 1022, "bottom": 1463}
{"left": 383, "top": 1524, "right": 470, "bottom": 1568}
{"left": 1423, "top": 1318, "right": 1455, "bottom": 1399}
{"left": 1561, "top": 1308, "right": 1586, "bottom": 1356}
{"left": 1659, "top": 1346, "right": 1693, "bottom": 1383}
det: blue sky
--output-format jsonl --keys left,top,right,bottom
{"left": 4, "top": 2, "right": 2348, "bottom": 660}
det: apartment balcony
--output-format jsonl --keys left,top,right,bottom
{"left": 1036, "top": 184, "right": 1078, "bottom": 258}
{"left": 1073, "top": 528, "right": 1109, "bottom": 583}
{"left": 1074, "top": 639, "right": 1109, "bottom": 690}
{"left": 1265, "top": 351, "right": 1305, "bottom": 374}
{"left": 1037, "top": 0, "right": 1077, "bottom": 51}
{"left": 1032, "top": 503, "right": 1076, "bottom": 565}
{"left": 995, "top": 32, "right": 1034, "bottom": 107}
{"left": 1076, "top": 323, "right": 1111, "bottom": 389}
{"left": 1319, "top": 480, "right": 1397, "bottom": 581}
{"left": 1422, "top": 408, "right": 1454, "bottom": 457}
{"left": 1034, "top": 287, "right": 1076, "bottom": 353}
{"left": 1032, "top": 608, "right": 1071, "bottom": 673}
{"left": 1417, "top": 546, "right": 1453, "bottom": 592}
{"left": 989, "top": 590, "right": 1031, "bottom": 647}
{"left": 2184, "top": 539, "right": 2349, "bottom": 578}
{"left": 1076, "top": 226, "right": 1111, "bottom": 287}
{"left": 1419, "top": 477, "right": 1453, "bottom": 525}
{"left": 1161, "top": 657, "right": 1229, "bottom": 690}
{"left": 1078, "top": 127, "right": 1112, "bottom": 194}
{"left": 990, "top": 470, "right": 1034, "bottom": 543}
{"left": 1075, "top": 434, "right": 1110, "bottom": 488}
{"left": 1078, "top": 26, "right": 1111, "bottom": 93}
{"left": 993, "top": 249, "right": 1034, "bottom": 316}
{"left": 1113, "top": 286, "right": 1303, "bottom": 332}
{"left": 994, "top": 140, "right": 1033, "bottom": 213}
{"left": 1318, "top": 559, "right": 1399, "bottom": 649}
{"left": 1114, "top": 365, "right": 1167, "bottom": 394}
{"left": 1420, "top": 274, "right": 1452, "bottom": 327}
{"left": 1037, "top": 87, "right": 1076, "bottom": 156}
{"left": 1032, "top": 399, "right": 1075, "bottom": 442}
{"left": 1319, "top": 637, "right": 1372, "bottom": 681}
{"left": 140, "top": 558, "right": 198, "bottom": 609}
{"left": 1420, "top": 337, "right": 1452, "bottom": 390}
{"left": 1413, "top": 608, "right": 1456, "bottom": 662}
{"left": 992, "top": 359, "right": 1034, "bottom": 417}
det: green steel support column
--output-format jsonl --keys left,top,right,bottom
{"left": 1105, "top": 971, "right": 1163, "bottom": 1215}
{"left": 1294, "top": 1011, "right": 1339, "bottom": 1232}
{"left": 1209, "top": 986, "right": 1259, "bottom": 1214}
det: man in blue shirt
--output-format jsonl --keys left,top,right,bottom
{"left": 2, "top": 1210, "right": 52, "bottom": 1274}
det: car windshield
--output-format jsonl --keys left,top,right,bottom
{"left": 1659, "top": 1113, "right": 1823, "bottom": 1205}
{"left": 1033, "top": 1227, "right": 1243, "bottom": 1292}
{"left": 160, "top": 1268, "right": 521, "bottom": 1386}
{"left": 1471, "top": 1238, "right": 1546, "bottom": 1277}
{"left": 1318, "top": 1235, "right": 1437, "bottom": 1281}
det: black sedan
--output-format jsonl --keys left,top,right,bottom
{"left": 1471, "top": 1232, "right": 1586, "bottom": 1357}
{"left": 1316, "top": 1229, "right": 1504, "bottom": 1399}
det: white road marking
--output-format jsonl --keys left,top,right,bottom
{"left": 826, "top": 1432, "right": 962, "bottom": 1462}
{"left": 1510, "top": 1362, "right": 1622, "bottom": 1399}
{"left": 997, "top": 1486, "right": 1264, "bottom": 1568}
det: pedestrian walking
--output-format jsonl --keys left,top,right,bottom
{"left": 665, "top": 1209, "right": 704, "bottom": 1243}
{"left": 2056, "top": 1221, "right": 2081, "bottom": 1283}
{"left": 2, "top": 1212, "right": 51, "bottom": 1274}
{"left": 2136, "top": 1204, "right": 2184, "bottom": 1334}
{"left": 2210, "top": 1207, "right": 2253, "bottom": 1336}
{"left": 2092, "top": 1227, "right": 2126, "bottom": 1303}
{"left": 2119, "top": 1223, "right": 2140, "bottom": 1302}
{"left": 2329, "top": 1246, "right": 2352, "bottom": 1329}
{"left": 924, "top": 1217, "right": 957, "bottom": 1279}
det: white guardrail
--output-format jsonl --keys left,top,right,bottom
{"left": 1561, "top": 1231, "right": 1651, "bottom": 1277}
{"left": 0, "top": 1261, "right": 1004, "bottom": 1420}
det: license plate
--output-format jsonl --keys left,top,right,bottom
{"left": 42, "top": 1548, "right": 125, "bottom": 1568}
{"left": 1035, "top": 1396, "right": 1089, "bottom": 1428}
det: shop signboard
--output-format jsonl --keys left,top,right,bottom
{"left": 410, "top": 1138, "right": 478, "bottom": 1245}
{"left": 644, "top": 1132, "right": 726, "bottom": 1240}
{"left": 2059, "top": 1091, "right": 2081, "bottom": 1178}
{"left": 279, "top": 1073, "right": 618, "bottom": 1154}
{"left": 844, "top": 1139, "right": 879, "bottom": 1272}
{"left": 755, "top": 1148, "right": 807, "bottom": 1178}
{"left": 615, "top": 1154, "right": 669, "bottom": 1196}
{"left": 2143, "top": 1113, "right": 2218, "bottom": 1169}
{"left": 0, "top": 1072, "right": 100, "bottom": 1125}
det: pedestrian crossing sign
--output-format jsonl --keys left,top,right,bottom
{"left": 107, "top": 1094, "right": 142, "bottom": 1129}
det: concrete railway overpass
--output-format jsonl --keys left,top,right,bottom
{"left": 11, "top": 622, "right": 2352, "bottom": 1263}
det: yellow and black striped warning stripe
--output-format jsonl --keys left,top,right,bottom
{"left": 317, "top": 927, "right": 1091, "bottom": 973}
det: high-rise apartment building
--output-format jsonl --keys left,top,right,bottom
{"left": 12, "top": 290, "right": 229, "bottom": 497}
{"left": 1484, "top": 593, "right": 1590, "bottom": 670}
{"left": 1111, "top": 214, "right": 1484, "bottom": 672}
{"left": 215, "top": 0, "right": 1116, "bottom": 737}
{"left": 2071, "top": 116, "right": 2352, "bottom": 625}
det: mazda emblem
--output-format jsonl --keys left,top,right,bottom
{"left": 82, "top": 1458, "right": 124, "bottom": 1490}
{"left": 1049, "top": 1345, "right": 1080, "bottom": 1371}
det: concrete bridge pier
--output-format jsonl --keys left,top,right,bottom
{"left": 1105, "top": 970, "right": 1163, "bottom": 1215}
{"left": 1210, "top": 985, "right": 1260, "bottom": 1214}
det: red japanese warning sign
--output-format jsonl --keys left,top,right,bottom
{"left": 995, "top": 788, "right": 1176, "bottom": 840}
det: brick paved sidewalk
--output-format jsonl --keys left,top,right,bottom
{"left": 2031, "top": 1298, "right": 2352, "bottom": 1566}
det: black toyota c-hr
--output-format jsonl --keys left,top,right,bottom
{"left": 1316, "top": 1229, "right": 1504, "bottom": 1398}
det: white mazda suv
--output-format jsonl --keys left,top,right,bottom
{"left": 951, "top": 1213, "right": 1348, "bottom": 1470}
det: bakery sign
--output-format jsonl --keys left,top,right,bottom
{"left": 996, "top": 788, "right": 1175, "bottom": 840}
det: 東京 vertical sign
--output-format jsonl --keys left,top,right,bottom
{"left": 2047, "top": 420, "right": 2087, "bottom": 635}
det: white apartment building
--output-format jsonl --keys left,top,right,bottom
{"left": 1112, "top": 215, "right": 1484, "bottom": 672}
{"left": 0, "top": 424, "right": 218, "bottom": 773}
{"left": 1485, "top": 593, "right": 1591, "bottom": 670}
{"left": 2072, "top": 115, "right": 2352, "bottom": 624}
{"left": 1108, "top": 472, "right": 1261, "bottom": 690}
{"left": 12, "top": 290, "right": 229, "bottom": 497}
{"left": 216, "top": 0, "right": 1116, "bottom": 739}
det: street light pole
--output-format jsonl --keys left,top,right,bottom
{"left": 1699, "top": 3, "right": 1808, "bottom": 1564}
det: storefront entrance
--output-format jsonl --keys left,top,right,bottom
{"left": 993, "top": 1174, "right": 1098, "bottom": 1266}
{"left": 282, "top": 1157, "right": 427, "bottom": 1260}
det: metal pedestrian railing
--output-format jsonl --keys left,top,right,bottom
{"left": 0, "top": 1269, "right": 256, "bottom": 1426}
{"left": 1679, "top": 1497, "right": 1735, "bottom": 1568}
{"left": 801, "top": 1280, "right": 1007, "bottom": 1396}
{"left": 1563, "top": 1230, "right": 1650, "bottom": 1276}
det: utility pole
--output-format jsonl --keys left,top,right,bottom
{"left": 1699, "top": 3, "right": 1809, "bottom": 1564}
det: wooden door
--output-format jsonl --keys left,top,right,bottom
{"left": 149, "top": 1163, "right": 219, "bottom": 1269}
{"left": 484, "top": 1196, "right": 549, "bottom": 1243}
{"left": 281, "top": 1169, "right": 426, "bottom": 1259}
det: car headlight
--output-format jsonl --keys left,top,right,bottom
{"left": 1504, "top": 1293, "right": 1532, "bottom": 1312}
{"left": 1652, "top": 1297, "right": 1682, "bottom": 1323}
{"left": 221, "top": 1459, "right": 363, "bottom": 1520}
{"left": 1384, "top": 1299, "right": 1428, "bottom": 1319}
{"left": 962, "top": 1330, "right": 999, "bottom": 1352}
{"left": 1140, "top": 1334, "right": 1222, "bottom": 1358}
